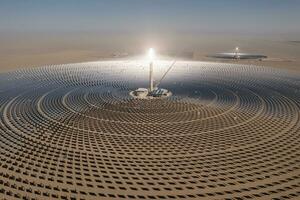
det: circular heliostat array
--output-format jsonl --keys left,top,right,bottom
{"left": 0, "top": 60, "right": 299, "bottom": 200}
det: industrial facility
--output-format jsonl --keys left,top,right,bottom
{"left": 207, "top": 47, "right": 267, "bottom": 60}
{"left": 130, "top": 48, "right": 172, "bottom": 99}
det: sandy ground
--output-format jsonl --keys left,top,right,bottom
{"left": 0, "top": 35, "right": 300, "bottom": 73}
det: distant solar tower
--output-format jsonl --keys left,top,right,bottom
{"left": 235, "top": 47, "right": 240, "bottom": 59}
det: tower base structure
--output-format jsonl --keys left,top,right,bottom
{"left": 130, "top": 87, "right": 172, "bottom": 99}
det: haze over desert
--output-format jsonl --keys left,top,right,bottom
{"left": 1, "top": 32, "right": 300, "bottom": 72}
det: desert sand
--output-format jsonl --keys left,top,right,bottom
{"left": 0, "top": 33, "right": 300, "bottom": 73}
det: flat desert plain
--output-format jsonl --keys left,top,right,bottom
{"left": 0, "top": 33, "right": 300, "bottom": 73}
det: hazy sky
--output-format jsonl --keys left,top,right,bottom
{"left": 1, "top": 0, "right": 300, "bottom": 35}
{"left": 1, "top": 0, "right": 300, "bottom": 54}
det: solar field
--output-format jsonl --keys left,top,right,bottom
{"left": 0, "top": 60, "right": 299, "bottom": 199}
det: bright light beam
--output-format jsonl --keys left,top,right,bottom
{"left": 148, "top": 48, "right": 155, "bottom": 61}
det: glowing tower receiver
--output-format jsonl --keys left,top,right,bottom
{"left": 235, "top": 47, "right": 240, "bottom": 59}
{"left": 148, "top": 48, "right": 155, "bottom": 92}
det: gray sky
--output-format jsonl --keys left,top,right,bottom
{"left": 1, "top": 0, "right": 300, "bottom": 52}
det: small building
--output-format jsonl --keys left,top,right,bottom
{"left": 150, "top": 88, "right": 170, "bottom": 97}
{"left": 133, "top": 88, "right": 148, "bottom": 98}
